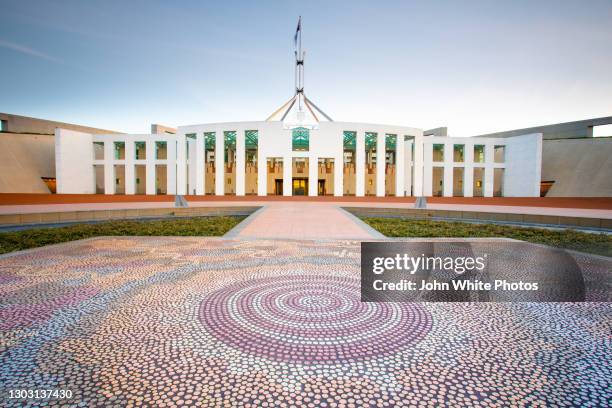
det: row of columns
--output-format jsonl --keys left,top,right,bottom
{"left": 422, "top": 142, "right": 503, "bottom": 197}
{"left": 99, "top": 131, "right": 427, "bottom": 197}
{"left": 175, "top": 130, "right": 414, "bottom": 197}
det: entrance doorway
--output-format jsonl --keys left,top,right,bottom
{"left": 292, "top": 178, "right": 308, "bottom": 195}
{"left": 274, "top": 179, "right": 283, "bottom": 195}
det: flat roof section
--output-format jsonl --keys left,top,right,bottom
{"left": 474, "top": 116, "right": 612, "bottom": 140}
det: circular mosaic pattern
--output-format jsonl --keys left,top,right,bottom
{"left": 199, "top": 275, "right": 433, "bottom": 364}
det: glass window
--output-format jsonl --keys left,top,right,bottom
{"left": 114, "top": 142, "right": 125, "bottom": 160}
{"left": 494, "top": 145, "right": 505, "bottom": 163}
{"left": 135, "top": 141, "right": 146, "bottom": 160}
{"left": 204, "top": 132, "right": 216, "bottom": 195}
{"left": 224, "top": 131, "right": 236, "bottom": 195}
{"left": 245, "top": 130, "right": 258, "bottom": 195}
{"left": 453, "top": 145, "right": 464, "bottom": 162}
{"left": 432, "top": 144, "right": 444, "bottom": 162}
{"left": 155, "top": 141, "right": 167, "bottom": 159}
{"left": 343, "top": 131, "right": 357, "bottom": 196}
{"left": 473, "top": 168, "right": 484, "bottom": 196}
{"left": 474, "top": 145, "right": 485, "bottom": 163}
{"left": 365, "top": 132, "right": 377, "bottom": 195}
{"left": 453, "top": 167, "right": 464, "bottom": 196}
{"left": 292, "top": 127, "right": 309, "bottom": 151}
{"left": 494, "top": 168, "right": 504, "bottom": 196}
{"left": 93, "top": 142, "right": 104, "bottom": 160}
{"left": 343, "top": 131, "right": 356, "bottom": 150}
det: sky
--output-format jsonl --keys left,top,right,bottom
{"left": 1, "top": 0, "right": 611, "bottom": 136}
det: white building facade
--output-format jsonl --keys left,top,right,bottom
{"left": 55, "top": 121, "right": 542, "bottom": 197}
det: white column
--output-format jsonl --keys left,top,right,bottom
{"left": 395, "top": 136, "right": 405, "bottom": 197}
{"left": 145, "top": 140, "right": 155, "bottom": 195}
{"left": 464, "top": 143, "right": 474, "bottom": 197}
{"left": 356, "top": 131, "right": 365, "bottom": 197}
{"left": 483, "top": 143, "right": 494, "bottom": 197}
{"left": 187, "top": 138, "right": 197, "bottom": 195}
{"left": 443, "top": 142, "right": 453, "bottom": 197}
{"left": 258, "top": 155, "right": 267, "bottom": 196}
{"left": 484, "top": 144, "right": 494, "bottom": 197}
{"left": 104, "top": 142, "right": 114, "bottom": 194}
{"left": 309, "top": 157, "right": 317, "bottom": 196}
{"left": 404, "top": 140, "right": 412, "bottom": 196}
{"left": 484, "top": 167, "right": 494, "bottom": 197}
{"left": 413, "top": 136, "right": 424, "bottom": 196}
{"left": 196, "top": 134, "right": 205, "bottom": 195}
{"left": 236, "top": 129, "right": 245, "bottom": 196}
{"left": 376, "top": 132, "right": 385, "bottom": 197}
{"left": 422, "top": 142, "right": 433, "bottom": 196}
{"left": 215, "top": 130, "right": 224, "bottom": 195}
{"left": 176, "top": 134, "right": 187, "bottom": 195}
{"left": 334, "top": 154, "right": 343, "bottom": 196}
{"left": 283, "top": 156, "right": 292, "bottom": 196}
{"left": 125, "top": 140, "right": 136, "bottom": 195}
{"left": 167, "top": 139, "right": 177, "bottom": 195}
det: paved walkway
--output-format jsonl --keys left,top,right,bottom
{"left": 229, "top": 203, "right": 383, "bottom": 239}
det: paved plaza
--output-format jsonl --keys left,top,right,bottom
{"left": 1, "top": 236, "right": 610, "bottom": 407}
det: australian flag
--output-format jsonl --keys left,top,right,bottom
{"left": 294, "top": 16, "right": 301, "bottom": 46}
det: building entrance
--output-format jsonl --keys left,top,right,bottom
{"left": 292, "top": 178, "right": 308, "bottom": 195}
{"left": 274, "top": 179, "right": 283, "bottom": 195}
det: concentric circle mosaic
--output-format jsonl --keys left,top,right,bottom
{"left": 0, "top": 237, "right": 610, "bottom": 407}
{"left": 199, "top": 275, "right": 432, "bottom": 364}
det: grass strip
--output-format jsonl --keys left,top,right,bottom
{"left": 0, "top": 216, "right": 245, "bottom": 255}
{"left": 361, "top": 217, "right": 611, "bottom": 257}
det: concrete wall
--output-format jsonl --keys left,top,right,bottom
{"left": 55, "top": 129, "right": 95, "bottom": 194}
{"left": 0, "top": 133, "right": 55, "bottom": 193}
{"left": 420, "top": 134, "right": 540, "bottom": 197}
{"left": 0, "top": 112, "right": 118, "bottom": 135}
{"left": 542, "top": 137, "right": 612, "bottom": 197}
{"left": 504, "top": 133, "right": 542, "bottom": 197}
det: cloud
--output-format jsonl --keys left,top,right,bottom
{"left": 0, "top": 39, "right": 63, "bottom": 63}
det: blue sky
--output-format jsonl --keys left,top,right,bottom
{"left": 1, "top": 0, "right": 611, "bottom": 135}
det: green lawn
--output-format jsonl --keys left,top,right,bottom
{"left": 0, "top": 216, "right": 245, "bottom": 255}
{"left": 361, "top": 217, "right": 612, "bottom": 257}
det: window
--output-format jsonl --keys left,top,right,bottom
{"left": 473, "top": 168, "right": 484, "bottom": 196}
{"left": 292, "top": 127, "right": 309, "bottom": 151}
{"left": 474, "top": 145, "right": 485, "bottom": 163}
{"left": 224, "top": 131, "right": 236, "bottom": 195}
{"left": 0, "top": 119, "right": 7, "bottom": 132}
{"left": 204, "top": 132, "right": 216, "bottom": 195}
{"left": 432, "top": 167, "right": 444, "bottom": 196}
{"left": 494, "top": 145, "right": 505, "bottom": 163}
{"left": 432, "top": 144, "right": 444, "bottom": 161}
{"left": 453, "top": 168, "right": 464, "bottom": 196}
{"left": 245, "top": 130, "right": 258, "bottom": 195}
{"left": 365, "top": 132, "right": 377, "bottom": 195}
{"left": 453, "top": 145, "right": 464, "bottom": 162}
{"left": 155, "top": 141, "right": 167, "bottom": 159}
{"left": 114, "top": 142, "right": 125, "bottom": 160}
{"left": 494, "top": 168, "right": 504, "bottom": 196}
{"left": 343, "top": 131, "right": 357, "bottom": 196}
{"left": 135, "top": 141, "right": 146, "bottom": 160}
{"left": 93, "top": 142, "right": 104, "bottom": 160}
